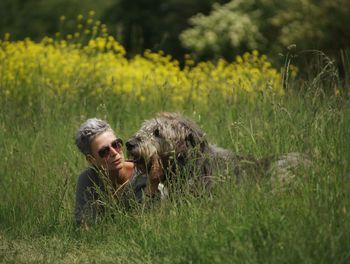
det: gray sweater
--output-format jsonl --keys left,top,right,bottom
{"left": 74, "top": 165, "right": 147, "bottom": 225}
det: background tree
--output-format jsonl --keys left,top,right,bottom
{"left": 102, "top": 0, "right": 229, "bottom": 58}
{"left": 0, "top": 0, "right": 113, "bottom": 40}
{"left": 180, "top": 0, "right": 264, "bottom": 61}
{"left": 180, "top": 0, "right": 350, "bottom": 64}
{"left": 271, "top": 0, "right": 350, "bottom": 53}
{"left": 1, "top": 0, "right": 348, "bottom": 69}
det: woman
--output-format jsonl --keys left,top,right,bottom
{"left": 74, "top": 118, "right": 147, "bottom": 226}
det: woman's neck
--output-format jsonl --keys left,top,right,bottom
{"left": 109, "top": 162, "right": 134, "bottom": 185}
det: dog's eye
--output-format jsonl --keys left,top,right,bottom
{"left": 153, "top": 128, "right": 161, "bottom": 137}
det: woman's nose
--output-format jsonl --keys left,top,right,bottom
{"left": 109, "top": 146, "right": 120, "bottom": 156}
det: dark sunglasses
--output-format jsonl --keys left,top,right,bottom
{"left": 97, "top": 138, "right": 123, "bottom": 158}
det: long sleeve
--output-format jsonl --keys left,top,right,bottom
{"left": 74, "top": 167, "right": 103, "bottom": 226}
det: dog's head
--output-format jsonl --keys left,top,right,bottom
{"left": 126, "top": 112, "right": 208, "bottom": 174}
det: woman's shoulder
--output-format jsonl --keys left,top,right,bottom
{"left": 77, "top": 166, "right": 100, "bottom": 186}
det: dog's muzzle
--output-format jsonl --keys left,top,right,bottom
{"left": 126, "top": 137, "right": 143, "bottom": 162}
{"left": 126, "top": 138, "right": 138, "bottom": 152}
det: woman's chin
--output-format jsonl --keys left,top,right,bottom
{"left": 109, "top": 163, "right": 122, "bottom": 172}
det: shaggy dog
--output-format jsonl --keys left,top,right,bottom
{"left": 126, "top": 112, "right": 310, "bottom": 195}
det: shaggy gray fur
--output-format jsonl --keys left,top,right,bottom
{"left": 126, "top": 112, "right": 310, "bottom": 191}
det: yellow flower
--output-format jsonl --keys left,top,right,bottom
{"left": 4, "top": 32, "right": 11, "bottom": 40}
{"left": 0, "top": 31, "right": 283, "bottom": 106}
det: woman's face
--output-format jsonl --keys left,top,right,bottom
{"left": 88, "top": 130, "right": 125, "bottom": 172}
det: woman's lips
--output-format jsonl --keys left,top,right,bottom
{"left": 112, "top": 159, "right": 121, "bottom": 166}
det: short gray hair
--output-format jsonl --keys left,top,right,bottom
{"left": 75, "top": 118, "right": 113, "bottom": 155}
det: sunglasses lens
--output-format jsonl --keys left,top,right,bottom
{"left": 98, "top": 138, "right": 123, "bottom": 158}
{"left": 97, "top": 138, "right": 123, "bottom": 158}
{"left": 111, "top": 138, "right": 123, "bottom": 152}
{"left": 98, "top": 146, "right": 110, "bottom": 158}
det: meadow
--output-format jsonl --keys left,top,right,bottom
{"left": 0, "top": 29, "right": 350, "bottom": 263}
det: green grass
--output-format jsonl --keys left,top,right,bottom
{"left": 0, "top": 77, "right": 350, "bottom": 263}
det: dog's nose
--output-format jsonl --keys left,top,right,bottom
{"left": 126, "top": 139, "right": 136, "bottom": 151}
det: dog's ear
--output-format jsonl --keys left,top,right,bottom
{"left": 186, "top": 132, "right": 209, "bottom": 154}
{"left": 176, "top": 116, "right": 205, "bottom": 148}
{"left": 186, "top": 132, "right": 197, "bottom": 147}
{"left": 186, "top": 131, "right": 205, "bottom": 147}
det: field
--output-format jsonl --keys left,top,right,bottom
{"left": 0, "top": 35, "right": 350, "bottom": 263}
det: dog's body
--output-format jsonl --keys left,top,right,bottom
{"left": 126, "top": 112, "right": 310, "bottom": 194}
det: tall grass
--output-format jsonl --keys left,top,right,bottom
{"left": 1, "top": 58, "right": 350, "bottom": 263}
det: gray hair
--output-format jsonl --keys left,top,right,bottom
{"left": 75, "top": 118, "right": 113, "bottom": 155}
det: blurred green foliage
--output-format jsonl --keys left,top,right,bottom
{"left": 181, "top": 0, "right": 350, "bottom": 62}
{"left": 180, "top": 0, "right": 263, "bottom": 60}
{"left": 0, "top": 0, "right": 349, "bottom": 66}
{"left": 0, "top": 0, "right": 113, "bottom": 40}
{"left": 101, "top": 0, "right": 228, "bottom": 58}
